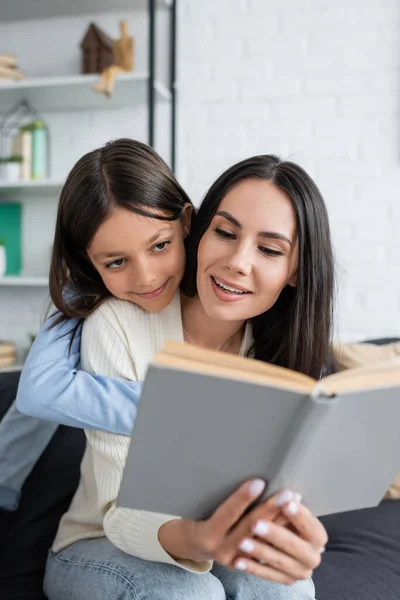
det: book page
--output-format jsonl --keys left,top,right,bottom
{"left": 320, "top": 361, "right": 400, "bottom": 395}
{"left": 154, "top": 341, "right": 316, "bottom": 394}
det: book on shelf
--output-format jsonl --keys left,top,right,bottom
{"left": 12, "top": 130, "right": 32, "bottom": 181}
{"left": 0, "top": 341, "right": 16, "bottom": 367}
{"left": 118, "top": 340, "right": 400, "bottom": 519}
{"left": 0, "top": 203, "right": 21, "bottom": 276}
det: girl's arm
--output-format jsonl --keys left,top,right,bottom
{"left": 16, "top": 315, "right": 141, "bottom": 434}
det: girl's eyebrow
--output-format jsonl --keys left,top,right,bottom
{"left": 93, "top": 229, "right": 174, "bottom": 260}
{"left": 147, "top": 227, "right": 174, "bottom": 244}
{"left": 93, "top": 251, "right": 125, "bottom": 260}
{"left": 215, "top": 210, "right": 292, "bottom": 246}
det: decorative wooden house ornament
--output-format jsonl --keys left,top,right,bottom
{"left": 92, "top": 21, "right": 134, "bottom": 97}
{"left": 80, "top": 23, "right": 115, "bottom": 75}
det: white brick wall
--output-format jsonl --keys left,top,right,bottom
{"left": 178, "top": 0, "right": 400, "bottom": 342}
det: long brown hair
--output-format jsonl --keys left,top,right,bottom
{"left": 182, "top": 155, "right": 335, "bottom": 379}
{"left": 49, "top": 138, "right": 191, "bottom": 332}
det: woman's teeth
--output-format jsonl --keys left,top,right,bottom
{"left": 213, "top": 277, "right": 249, "bottom": 294}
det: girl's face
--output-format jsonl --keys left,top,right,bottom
{"left": 196, "top": 179, "right": 298, "bottom": 324}
{"left": 87, "top": 205, "right": 191, "bottom": 312}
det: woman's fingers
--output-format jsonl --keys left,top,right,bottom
{"left": 213, "top": 489, "right": 296, "bottom": 565}
{"left": 249, "top": 518, "right": 322, "bottom": 570}
{"left": 281, "top": 500, "right": 328, "bottom": 549}
{"left": 207, "top": 479, "right": 266, "bottom": 539}
{"left": 236, "top": 537, "right": 313, "bottom": 581}
{"left": 273, "top": 513, "right": 290, "bottom": 526}
{"left": 233, "top": 557, "right": 297, "bottom": 585}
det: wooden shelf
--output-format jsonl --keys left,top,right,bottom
{"left": 0, "top": 0, "right": 172, "bottom": 22}
{"left": 0, "top": 73, "right": 171, "bottom": 112}
{"left": 0, "top": 276, "right": 48, "bottom": 287}
{"left": 0, "top": 179, "right": 64, "bottom": 197}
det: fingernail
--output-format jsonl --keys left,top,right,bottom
{"left": 253, "top": 520, "right": 270, "bottom": 536}
{"left": 292, "top": 492, "right": 302, "bottom": 504}
{"left": 235, "top": 559, "right": 248, "bottom": 571}
{"left": 249, "top": 479, "right": 266, "bottom": 497}
{"left": 285, "top": 501, "right": 299, "bottom": 515}
{"left": 276, "top": 490, "right": 294, "bottom": 506}
{"left": 239, "top": 538, "right": 254, "bottom": 553}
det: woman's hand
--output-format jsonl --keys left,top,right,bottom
{"left": 158, "top": 478, "right": 268, "bottom": 562}
{"left": 158, "top": 481, "right": 327, "bottom": 585}
{"left": 216, "top": 491, "right": 328, "bottom": 585}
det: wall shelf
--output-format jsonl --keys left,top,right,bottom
{"left": 0, "top": 73, "right": 171, "bottom": 113}
{"left": 0, "top": 276, "right": 49, "bottom": 287}
{"left": 0, "top": 179, "right": 64, "bottom": 202}
{"left": 0, "top": 0, "right": 172, "bottom": 22}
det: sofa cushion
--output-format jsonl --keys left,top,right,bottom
{"left": 332, "top": 340, "right": 400, "bottom": 371}
{"left": 315, "top": 500, "right": 400, "bottom": 600}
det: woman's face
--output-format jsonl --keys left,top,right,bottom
{"left": 196, "top": 179, "right": 298, "bottom": 324}
{"left": 87, "top": 205, "right": 191, "bottom": 312}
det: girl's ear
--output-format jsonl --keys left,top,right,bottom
{"left": 288, "top": 270, "right": 297, "bottom": 288}
{"left": 180, "top": 203, "right": 193, "bottom": 237}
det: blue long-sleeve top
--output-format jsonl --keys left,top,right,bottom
{"left": 16, "top": 316, "right": 141, "bottom": 434}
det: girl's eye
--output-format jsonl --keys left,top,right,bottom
{"left": 259, "top": 247, "right": 284, "bottom": 257}
{"left": 105, "top": 258, "right": 126, "bottom": 269}
{"left": 152, "top": 240, "right": 171, "bottom": 252}
{"left": 214, "top": 228, "right": 235, "bottom": 240}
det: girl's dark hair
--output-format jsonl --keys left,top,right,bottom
{"left": 49, "top": 138, "right": 191, "bottom": 329}
{"left": 182, "top": 155, "right": 335, "bottom": 379}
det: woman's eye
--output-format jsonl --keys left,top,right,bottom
{"left": 152, "top": 241, "right": 171, "bottom": 252}
{"left": 259, "top": 247, "right": 283, "bottom": 257}
{"left": 105, "top": 258, "right": 126, "bottom": 269}
{"left": 214, "top": 228, "right": 235, "bottom": 239}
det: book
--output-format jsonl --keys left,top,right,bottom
{"left": 118, "top": 341, "right": 400, "bottom": 519}
{"left": 0, "top": 341, "right": 16, "bottom": 367}
{"left": 12, "top": 130, "right": 32, "bottom": 180}
{"left": 0, "top": 203, "right": 22, "bottom": 275}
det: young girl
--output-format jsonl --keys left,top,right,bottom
{"left": 34, "top": 147, "right": 332, "bottom": 599}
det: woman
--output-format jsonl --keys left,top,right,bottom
{"left": 37, "top": 148, "right": 333, "bottom": 599}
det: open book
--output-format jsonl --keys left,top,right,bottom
{"left": 118, "top": 341, "right": 400, "bottom": 519}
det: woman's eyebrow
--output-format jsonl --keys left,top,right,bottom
{"left": 216, "top": 211, "right": 292, "bottom": 246}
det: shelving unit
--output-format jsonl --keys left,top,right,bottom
{"left": 0, "top": 0, "right": 178, "bottom": 290}
{"left": 0, "top": 1, "right": 179, "bottom": 351}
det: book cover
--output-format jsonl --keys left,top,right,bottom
{"left": 0, "top": 203, "right": 22, "bottom": 275}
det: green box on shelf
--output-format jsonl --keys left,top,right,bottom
{"left": 0, "top": 203, "right": 22, "bottom": 275}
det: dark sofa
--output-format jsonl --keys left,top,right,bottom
{"left": 1, "top": 343, "right": 400, "bottom": 599}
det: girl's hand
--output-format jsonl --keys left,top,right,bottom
{"left": 216, "top": 491, "right": 328, "bottom": 585}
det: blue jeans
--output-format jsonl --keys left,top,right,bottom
{"left": 44, "top": 537, "right": 315, "bottom": 600}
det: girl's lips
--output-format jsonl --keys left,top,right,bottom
{"left": 135, "top": 280, "right": 168, "bottom": 299}
{"left": 210, "top": 276, "right": 251, "bottom": 303}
